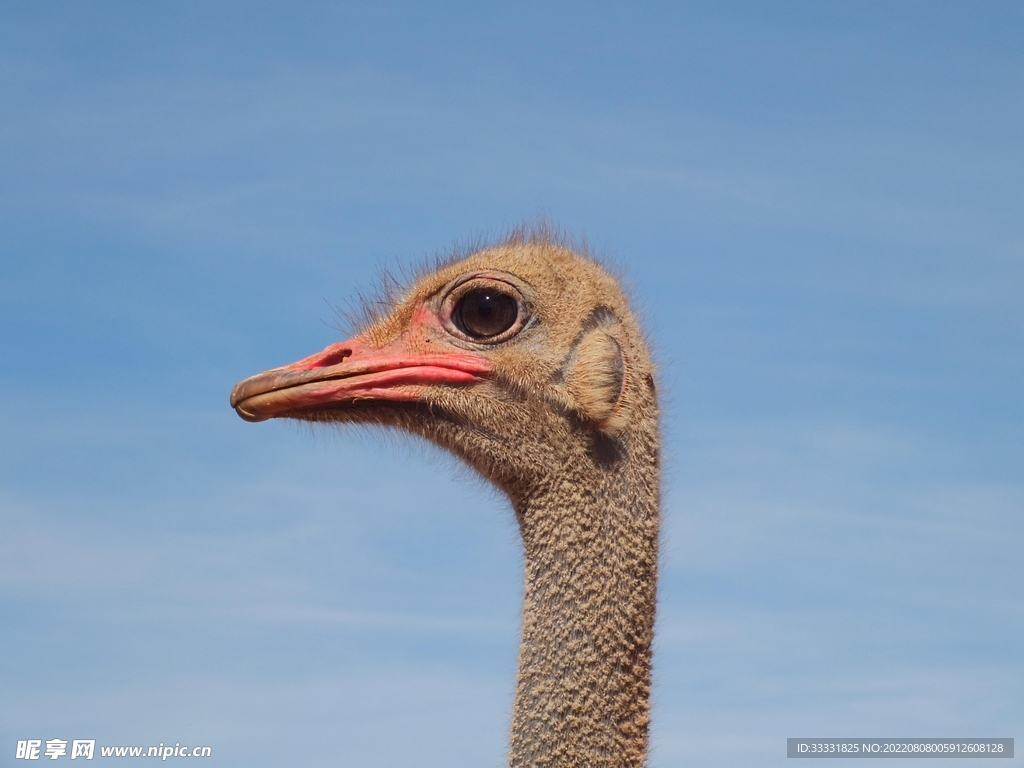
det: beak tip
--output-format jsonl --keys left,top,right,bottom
{"left": 231, "top": 379, "right": 269, "bottom": 421}
{"left": 229, "top": 382, "right": 245, "bottom": 409}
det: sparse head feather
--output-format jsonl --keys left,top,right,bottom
{"left": 357, "top": 229, "right": 653, "bottom": 443}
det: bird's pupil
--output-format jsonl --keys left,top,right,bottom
{"left": 454, "top": 289, "right": 519, "bottom": 339}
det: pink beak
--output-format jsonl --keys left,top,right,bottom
{"left": 230, "top": 336, "right": 492, "bottom": 422}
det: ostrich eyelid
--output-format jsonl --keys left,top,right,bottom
{"left": 439, "top": 276, "right": 531, "bottom": 345}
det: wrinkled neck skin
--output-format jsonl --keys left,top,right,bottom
{"left": 310, "top": 396, "right": 659, "bottom": 767}
{"left": 507, "top": 431, "right": 659, "bottom": 768}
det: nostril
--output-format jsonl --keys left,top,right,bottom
{"left": 310, "top": 347, "right": 352, "bottom": 368}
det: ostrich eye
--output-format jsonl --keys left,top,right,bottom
{"left": 452, "top": 288, "right": 520, "bottom": 339}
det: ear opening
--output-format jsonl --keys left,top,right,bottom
{"left": 564, "top": 330, "right": 632, "bottom": 434}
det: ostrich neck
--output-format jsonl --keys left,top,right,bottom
{"left": 508, "top": 449, "right": 659, "bottom": 768}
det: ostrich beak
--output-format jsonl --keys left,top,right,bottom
{"left": 230, "top": 337, "right": 492, "bottom": 423}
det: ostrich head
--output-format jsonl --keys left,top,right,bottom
{"left": 231, "top": 236, "right": 657, "bottom": 506}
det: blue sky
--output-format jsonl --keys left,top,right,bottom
{"left": 1, "top": 2, "right": 1021, "bottom": 766}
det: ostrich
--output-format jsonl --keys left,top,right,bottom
{"left": 230, "top": 230, "right": 659, "bottom": 768}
